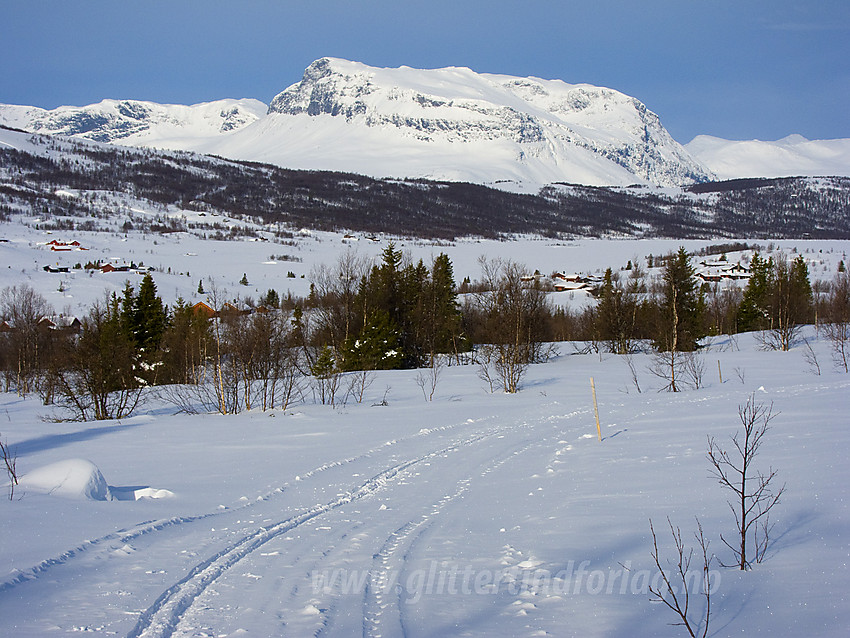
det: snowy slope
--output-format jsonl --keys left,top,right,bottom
{"left": 0, "top": 58, "right": 712, "bottom": 188}
{"left": 0, "top": 330, "right": 847, "bottom": 637}
{"left": 686, "top": 134, "right": 850, "bottom": 180}
{"left": 202, "top": 57, "right": 711, "bottom": 188}
{"left": 0, "top": 98, "right": 266, "bottom": 145}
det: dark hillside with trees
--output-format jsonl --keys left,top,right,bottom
{"left": 1, "top": 127, "right": 849, "bottom": 240}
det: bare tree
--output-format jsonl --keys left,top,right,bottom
{"left": 648, "top": 517, "right": 713, "bottom": 638}
{"left": 707, "top": 395, "right": 786, "bottom": 570}
{"left": 309, "top": 250, "right": 370, "bottom": 350}
{"left": 468, "top": 258, "right": 553, "bottom": 393}
{"left": 52, "top": 296, "right": 143, "bottom": 421}
{"left": 824, "top": 270, "right": 850, "bottom": 372}
{"left": 0, "top": 284, "right": 54, "bottom": 395}
{"left": 801, "top": 338, "right": 822, "bottom": 376}
{"left": 623, "top": 353, "right": 643, "bottom": 394}
{"left": 1, "top": 434, "right": 18, "bottom": 500}
{"left": 475, "top": 344, "right": 498, "bottom": 394}
{"left": 346, "top": 369, "right": 376, "bottom": 404}
{"left": 415, "top": 357, "right": 444, "bottom": 402}
{"left": 761, "top": 254, "right": 813, "bottom": 352}
{"left": 310, "top": 346, "right": 344, "bottom": 406}
{"left": 648, "top": 349, "right": 686, "bottom": 393}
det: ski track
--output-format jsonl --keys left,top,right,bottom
{"left": 0, "top": 415, "right": 496, "bottom": 597}
{"left": 128, "top": 426, "right": 511, "bottom": 638}
{"left": 131, "top": 402, "right": 592, "bottom": 638}
{"left": 5, "top": 397, "right": 629, "bottom": 637}
{"left": 358, "top": 411, "right": 592, "bottom": 638}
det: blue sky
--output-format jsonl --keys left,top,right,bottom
{"left": 1, "top": 0, "right": 848, "bottom": 143}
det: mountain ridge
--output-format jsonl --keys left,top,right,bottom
{"left": 1, "top": 57, "right": 848, "bottom": 188}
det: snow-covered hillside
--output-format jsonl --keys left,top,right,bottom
{"left": 687, "top": 134, "right": 850, "bottom": 181}
{"left": 1, "top": 329, "right": 848, "bottom": 637}
{"left": 0, "top": 98, "right": 266, "bottom": 145}
{"left": 202, "top": 58, "right": 711, "bottom": 188}
{"left": 0, "top": 58, "right": 712, "bottom": 189}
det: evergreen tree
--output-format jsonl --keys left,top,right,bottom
{"left": 55, "top": 294, "right": 142, "bottom": 420}
{"left": 737, "top": 253, "right": 772, "bottom": 332}
{"left": 426, "top": 253, "right": 464, "bottom": 358}
{"left": 341, "top": 310, "right": 403, "bottom": 371}
{"left": 133, "top": 273, "right": 168, "bottom": 356}
{"left": 597, "top": 267, "right": 638, "bottom": 354}
{"left": 261, "top": 289, "right": 280, "bottom": 309}
{"left": 656, "top": 248, "right": 705, "bottom": 352}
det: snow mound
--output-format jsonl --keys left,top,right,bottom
{"left": 19, "top": 458, "right": 112, "bottom": 501}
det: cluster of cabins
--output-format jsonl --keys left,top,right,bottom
{"left": 0, "top": 315, "right": 82, "bottom": 335}
{"left": 520, "top": 272, "right": 606, "bottom": 293}
{"left": 42, "top": 261, "right": 154, "bottom": 275}
{"left": 694, "top": 260, "right": 751, "bottom": 283}
{"left": 522, "top": 260, "right": 752, "bottom": 295}
{"left": 45, "top": 240, "right": 88, "bottom": 252}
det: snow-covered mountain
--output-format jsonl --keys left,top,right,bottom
{"left": 0, "top": 98, "right": 266, "bottom": 145}
{"left": 206, "top": 57, "right": 712, "bottom": 188}
{"left": 0, "top": 58, "right": 711, "bottom": 188}
{"left": 3, "top": 58, "right": 848, "bottom": 188}
{"left": 686, "top": 134, "right": 850, "bottom": 181}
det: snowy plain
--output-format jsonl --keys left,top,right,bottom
{"left": 1, "top": 209, "right": 849, "bottom": 636}
{"left": 0, "top": 328, "right": 848, "bottom": 637}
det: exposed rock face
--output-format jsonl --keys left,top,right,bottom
{"left": 263, "top": 58, "right": 713, "bottom": 186}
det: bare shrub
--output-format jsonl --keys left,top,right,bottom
{"left": 415, "top": 357, "right": 444, "bottom": 402}
{"left": 707, "top": 395, "right": 786, "bottom": 570}
{"left": 648, "top": 517, "right": 714, "bottom": 638}
{"left": 347, "top": 369, "right": 376, "bottom": 404}
{"left": 801, "top": 338, "right": 821, "bottom": 376}
{"left": 682, "top": 352, "right": 706, "bottom": 390}
{"left": 624, "top": 353, "right": 642, "bottom": 394}
{"left": 1, "top": 434, "right": 19, "bottom": 500}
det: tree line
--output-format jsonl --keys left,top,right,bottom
{"left": 1, "top": 247, "right": 848, "bottom": 420}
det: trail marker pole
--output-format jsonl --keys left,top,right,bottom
{"left": 590, "top": 377, "right": 602, "bottom": 442}
{"left": 718, "top": 359, "right": 723, "bottom": 384}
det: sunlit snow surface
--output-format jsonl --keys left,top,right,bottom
{"left": 687, "top": 134, "right": 850, "bottom": 181}
{"left": 1, "top": 328, "right": 848, "bottom": 637}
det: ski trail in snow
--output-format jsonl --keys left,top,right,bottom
{"left": 360, "top": 411, "right": 592, "bottom": 638}
{"left": 128, "top": 430, "right": 499, "bottom": 638}
{"left": 362, "top": 480, "right": 470, "bottom": 638}
{"left": 0, "top": 415, "right": 497, "bottom": 597}
{"left": 0, "top": 513, "right": 218, "bottom": 594}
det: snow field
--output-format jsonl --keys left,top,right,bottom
{"left": 0, "top": 330, "right": 848, "bottom": 637}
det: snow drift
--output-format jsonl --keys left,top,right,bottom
{"left": 17, "top": 458, "right": 111, "bottom": 501}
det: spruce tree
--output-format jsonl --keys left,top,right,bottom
{"left": 428, "top": 253, "right": 464, "bottom": 357}
{"left": 737, "top": 253, "right": 772, "bottom": 332}
{"left": 656, "top": 248, "right": 705, "bottom": 352}
{"left": 133, "top": 273, "right": 168, "bottom": 357}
